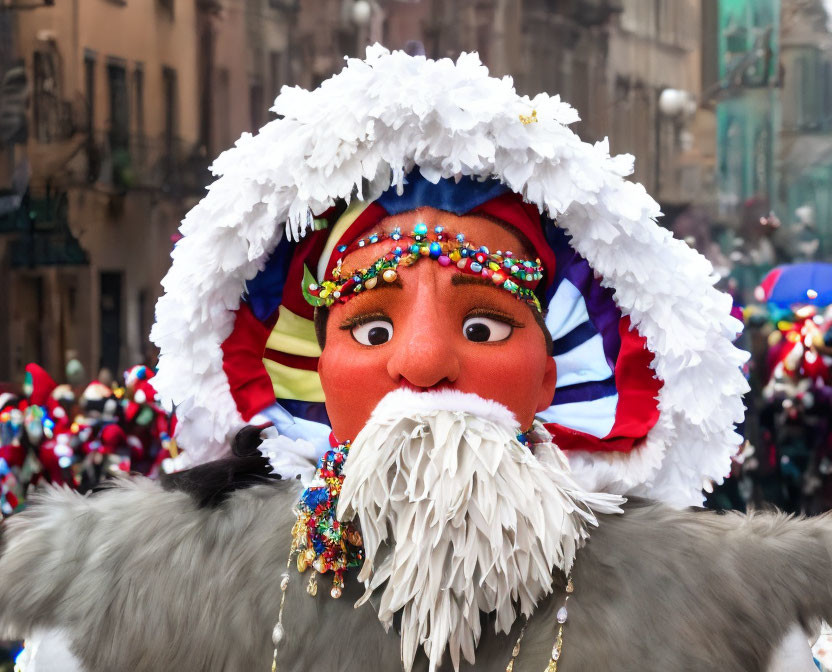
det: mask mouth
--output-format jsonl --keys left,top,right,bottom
{"left": 362, "top": 387, "right": 520, "bottom": 429}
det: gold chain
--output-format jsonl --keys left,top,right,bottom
{"left": 505, "top": 577, "right": 573, "bottom": 672}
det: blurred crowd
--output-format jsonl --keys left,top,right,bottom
{"left": 0, "top": 363, "right": 179, "bottom": 519}
{"left": 708, "top": 301, "right": 832, "bottom": 514}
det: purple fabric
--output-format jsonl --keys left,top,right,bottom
{"left": 544, "top": 225, "right": 622, "bottom": 372}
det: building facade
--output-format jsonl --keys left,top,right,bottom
{"left": 0, "top": 0, "right": 294, "bottom": 384}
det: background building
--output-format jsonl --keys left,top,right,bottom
{"left": 0, "top": 0, "right": 294, "bottom": 383}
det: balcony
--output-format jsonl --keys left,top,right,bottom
{"left": 8, "top": 191, "right": 88, "bottom": 268}
{"left": 84, "top": 131, "right": 211, "bottom": 196}
{"left": 573, "top": 0, "right": 623, "bottom": 26}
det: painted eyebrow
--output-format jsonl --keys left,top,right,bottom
{"left": 450, "top": 274, "right": 498, "bottom": 289}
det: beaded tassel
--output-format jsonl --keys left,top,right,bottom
{"left": 504, "top": 621, "right": 527, "bottom": 672}
{"left": 545, "top": 577, "right": 574, "bottom": 671}
{"left": 504, "top": 576, "right": 573, "bottom": 672}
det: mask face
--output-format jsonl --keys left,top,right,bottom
{"left": 318, "top": 207, "right": 557, "bottom": 441}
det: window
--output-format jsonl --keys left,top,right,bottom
{"left": 133, "top": 65, "right": 144, "bottom": 138}
{"left": 198, "top": 20, "right": 214, "bottom": 154}
{"left": 162, "top": 66, "right": 178, "bottom": 155}
{"left": 217, "top": 67, "right": 231, "bottom": 150}
{"left": 99, "top": 272, "right": 122, "bottom": 376}
{"left": 84, "top": 52, "right": 95, "bottom": 134}
{"left": 107, "top": 61, "right": 129, "bottom": 187}
{"left": 250, "top": 80, "right": 264, "bottom": 132}
{"left": 107, "top": 61, "right": 129, "bottom": 152}
{"left": 84, "top": 52, "right": 97, "bottom": 182}
{"left": 269, "top": 50, "right": 283, "bottom": 102}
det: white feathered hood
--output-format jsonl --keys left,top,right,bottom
{"left": 150, "top": 45, "right": 749, "bottom": 507}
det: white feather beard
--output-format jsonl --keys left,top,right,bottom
{"left": 150, "top": 44, "right": 750, "bottom": 507}
{"left": 336, "top": 390, "right": 623, "bottom": 672}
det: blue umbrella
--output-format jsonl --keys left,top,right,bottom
{"left": 756, "top": 262, "right": 832, "bottom": 308}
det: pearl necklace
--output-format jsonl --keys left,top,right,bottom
{"left": 505, "top": 577, "right": 573, "bottom": 672}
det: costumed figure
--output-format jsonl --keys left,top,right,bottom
{"left": 2, "top": 47, "right": 831, "bottom": 672}
{"left": 759, "top": 306, "right": 832, "bottom": 511}
{"left": 120, "top": 365, "right": 170, "bottom": 473}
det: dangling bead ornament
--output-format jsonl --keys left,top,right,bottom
{"left": 291, "top": 440, "right": 364, "bottom": 597}
{"left": 504, "top": 576, "right": 574, "bottom": 672}
{"left": 269, "top": 440, "right": 365, "bottom": 671}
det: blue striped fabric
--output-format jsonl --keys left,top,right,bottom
{"left": 541, "top": 225, "right": 622, "bottom": 439}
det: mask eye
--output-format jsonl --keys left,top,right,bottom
{"left": 463, "top": 316, "right": 512, "bottom": 343}
{"left": 352, "top": 319, "right": 393, "bottom": 346}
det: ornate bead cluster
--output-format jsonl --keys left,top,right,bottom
{"left": 291, "top": 440, "right": 364, "bottom": 600}
{"left": 303, "top": 224, "right": 545, "bottom": 312}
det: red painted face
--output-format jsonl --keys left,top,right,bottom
{"left": 317, "top": 207, "right": 557, "bottom": 441}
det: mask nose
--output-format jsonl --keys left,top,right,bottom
{"left": 385, "top": 269, "right": 461, "bottom": 389}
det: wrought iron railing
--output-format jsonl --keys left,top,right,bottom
{"left": 84, "top": 131, "right": 211, "bottom": 195}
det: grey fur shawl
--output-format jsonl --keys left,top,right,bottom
{"left": 0, "top": 478, "right": 831, "bottom": 671}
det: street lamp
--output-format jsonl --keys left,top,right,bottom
{"left": 351, "top": 0, "right": 372, "bottom": 26}
{"left": 658, "top": 88, "right": 696, "bottom": 118}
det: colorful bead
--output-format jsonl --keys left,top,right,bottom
{"left": 302, "top": 227, "right": 545, "bottom": 313}
{"left": 292, "top": 440, "right": 365, "bottom": 601}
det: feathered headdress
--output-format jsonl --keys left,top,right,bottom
{"left": 151, "top": 46, "right": 748, "bottom": 507}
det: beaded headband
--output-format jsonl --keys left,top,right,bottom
{"left": 302, "top": 224, "right": 545, "bottom": 312}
